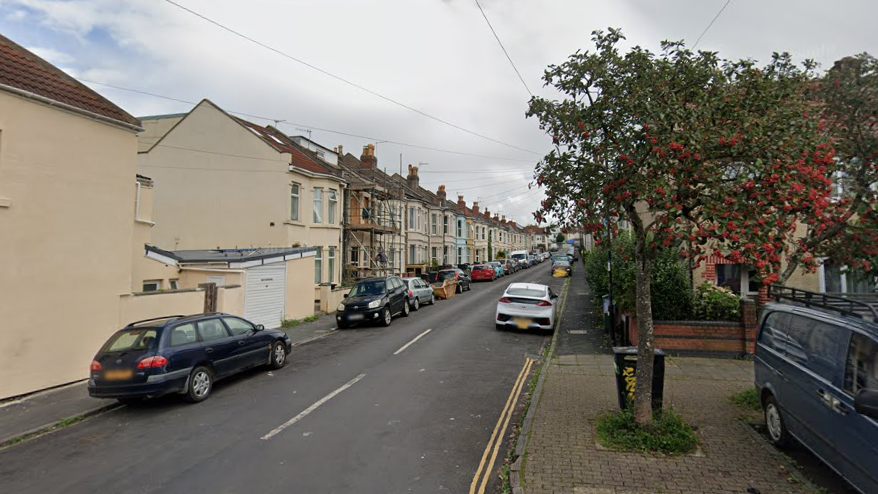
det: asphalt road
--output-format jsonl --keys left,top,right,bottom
{"left": 0, "top": 264, "right": 566, "bottom": 494}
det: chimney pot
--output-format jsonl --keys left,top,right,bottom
{"left": 359, "top": 144, "right": 377, "bottom": 169}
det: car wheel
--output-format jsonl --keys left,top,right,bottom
{"left": 456, "top": 284, "right": 462, "bottom": 294}
{"left": 269, "top": 341, "right": 287, "bottom": 369}
{"left": 380, "top": 306, "right": 393, "bottom": 327}
{"left": 412, "top": 297, "right": 420, "bottom": 311}
{"left": 184, "top": 366, "right": 213, "bottom": 403}
{"left": 763, "top": 395, "right": 790, "bottom": 447}
{"left": 429, "top": 293, "right": 436, "bottom": 305}
{"left": 401, "top": 299, "right": 410, "bottom": 317}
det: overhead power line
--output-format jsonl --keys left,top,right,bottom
{"left": 162, "top": 0, "right": 541, "bottom": 156}
{"left": 693, "top": 0, "right": 733, "bottom": 49}
{"left": 81, "top": 79, "right": 538, "bottom": 164}
{"left": 473, "top": 0, "right": 533, "bottom": 97}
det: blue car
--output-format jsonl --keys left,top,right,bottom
{"left": 88, "top": 313, "right": 292, "bottom": 404}
{"left": 487, "top": 261, "right": 505, "bottom": 278}
{"left": 755, "top": 286, "right": 878, "bottom": 494}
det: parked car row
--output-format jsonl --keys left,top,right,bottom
{"left": 88, "top": 254, "right": 553, "bottom": 405}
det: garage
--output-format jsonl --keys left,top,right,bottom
{"left": 245, "top": 263, "right": 287, "bottom": 329}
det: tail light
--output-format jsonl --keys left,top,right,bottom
{"left": 537, "top": 300, "right": 553, "bottom": 307}
{"left": 499, "top": 297, "right": 511, "bottom": 303}
{"left": 137, "top": 356, "right": 169, "bottom": 369}
{"left": 408, "top": 289, "right": 414, "bottom": 298}
{"left": 90, "top": 360, "right": 102, "bottom": 371}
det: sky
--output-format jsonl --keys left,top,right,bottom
{"left": 2, "top": 0, "right": 876, "bottom": 225}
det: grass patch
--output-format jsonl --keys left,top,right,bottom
{"left": 303, "top": 314, "right": 320, "bottom": 323}
{"left": 281, "top": 319, "right": 300, "bottom": 328}
{"left": 730, "top": 388, "right": 760, "bottom": 411}
{"left": 596, "top": 408, "right": 698, "bottom": 455}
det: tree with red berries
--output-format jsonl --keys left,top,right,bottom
{"left": 528, "top": 29, "right": 832, "bottom": 425}
{"left": 778, "top": 53, "right": 878, "bottom": 284}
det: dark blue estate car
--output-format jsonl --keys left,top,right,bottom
{"left": 89, "top": 313, "right": 292, "bottom": 404}
{"left": 755, "top": 287, "right": 878, "bottom": 494}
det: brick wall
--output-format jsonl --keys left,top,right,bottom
{"left": 626, "top": 297, "right": 758, "bottom": 357}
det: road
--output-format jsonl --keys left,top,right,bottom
{"left": 0, "top": 264, "right": 566, "bottom": 494}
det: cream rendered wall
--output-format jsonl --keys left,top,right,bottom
{"left": 287, "top": 177, "right": 343, "bottom": 285}
{"left": 119, "top": 285, "right": 244, "bottom": 326}
{"left": 286, "top": 256, "right": 316, "bottom": 320}
{"left": 137, "top": 115, "right": 184, "bottom": 153}
{"left": 131, "top": 181, "right": 180, "bottom": 291}
{"left": 0, "top": 92, "right": 138, "bottom": 399}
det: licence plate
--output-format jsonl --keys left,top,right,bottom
{"left": 104, "top": 369, "right": 133, "bottom": 381}
{"left": 514, "top": 318, "right": 531, "bottom": 330}
{"left": 348, "top": 313, "right": 364, "bottom": 321}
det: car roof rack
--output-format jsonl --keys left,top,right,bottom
{"left": 768, "top": 284, "right": 878, "bottom": 322}
{"left": 125, "top": 315, "right": 185, "bottom": 327}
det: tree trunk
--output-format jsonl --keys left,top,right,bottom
{"left": 629, "top": 209, "right": 656, "bottom": 426}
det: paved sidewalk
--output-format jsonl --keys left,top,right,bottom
{"left": 520, "top": 266, "right": 812, "bottom": 494}
{"left": 0, "top": 315, "right": 338, "bottom": 447}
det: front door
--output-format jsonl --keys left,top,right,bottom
{"left": 835, "top": 332, "right": 878, "bottom": 493}
{"left": 196, "top": 318, "right": 239, "bottom": 377}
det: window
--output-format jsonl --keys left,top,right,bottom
{"left": 845, "top": 333, "right": 878, "bottom": 394}
{"left": 482, "top": 227, "right": 485, "bottom": 240}
{"left": 409, "top": 207, "right": 415, "bottom": 230}
{"left": 197, "top": 319, "right": 230, "bottom": 342}
{"left": 432, "top": 214, "right": 438, "bottom": 234}
{"left": 409, "top": 244, "right": 416, "bottom": 264}
{"left": 311, "top": 188, "right": 324, "bottom": 224}
{"left": 457, "top": 220, "right": 462, "bottom": 238}
{"left": 328, "top": 190, "right": 338, "bottom": 224}
{"left": 417, "top": 209, "right": 421, "bottom": 231}
{"left": 222, "top": 317, "right": 255, "bottom": 337}
{"left": 104, "top": 328, "right": 158, "bottom": 352}
{"left": 443, "top": 246, "right": 449, "bottom": 264}
{"left": 351, "top": 247, "right": 360, "bottom": 266}
{"left": 169, "top": 279, "right": 179, "bottom": 290}
{"left": 444, "top": 216, "right": 449, "bottom": 234}
{"left": 785, "top": 315, "right": 845, "bottom": 380}
{"left": 315, "top": 247, "right": 323, "bottom": 283}
{"left": 142, "top": 280, "right": 161, "bottom": 292}
{"left": 328, "top": 247, "right": 336, "bottom": 284}
{"left": 758, "top": 312, "right": 790, "bottom": 353}
{"left": 823, "top": 261, "right": 876, "bottom": 294}
{"left": 290, "top": 183, "right": 300, "bottom": 221}
{"left": 458, "top": 247, "right": 463, "bottom": 263}
{"left": 716, "top": 264, "right": 742, "bottom": 294}
{"left": 169, "top": 324, "right": 197, "bottom": 347}
{"left": 432, "top": 247, "right": 438, "bottom": 261}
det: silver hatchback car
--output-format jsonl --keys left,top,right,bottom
{"left": 402, "top": 276, "right": 436, "bottom": 311}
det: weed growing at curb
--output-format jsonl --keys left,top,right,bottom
{"left": 303, "top": 314, "right": 320, "bottom": 323}
{"left": 730, "top": 388, "right": 760, "bottom": 411}
{"left": 281, "top": 319, "right": 300, "bottom": 328}
{"left": 596, "top": 408, "right": 699, "bottom": 455}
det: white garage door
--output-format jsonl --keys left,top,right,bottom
{"left": 245, "top": 263, "right": 286, "bottom": 329}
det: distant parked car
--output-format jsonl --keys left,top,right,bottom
{"left": 495, "top": 283, "right": 558, "bottom": 332}
{"left": 336, "top": 276, "right": 410, "bottom": 329}
{"left": 754, "top": 286, "right": 878, "bottom": 494}
{"left": 500, "top": 259, "right": 517, "bottom": 273}
{"left": 457, "top": 263, "right": 474, "bottom": 276}
{"left": 88, "top": 313, "right": 292, "bottom": 404}
{"left": 402, "top": 276, "right": 436, "bottom": 310}
{"left": 438, "top": 268, "right": 471, "bottom": 293}
{"left": 471, "top": 264, "right": 497, "bottom": 282}
{"left": 487, "top": 261, "right": 505, "bottom": 277}
{"left": 551, "top": 258, "right": 572, "bottom": 276}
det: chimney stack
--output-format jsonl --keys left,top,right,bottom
{"left": 407, "top": 164, "right": 420, "bottom": 190}
{"left": 457, "top": 194, "right": 466, "bottom": 211}
{"left": 437, "top": 185, "right": 447, "bottom": 200}
{"left": 501, "top": 215, "right": 507, "bottom": 225}
{"left": 360, "top": 144, "right": 377, "bottom": 169}
{"left": 493, "top": 214, "right": 499, "bottom": 221}
{"left": 337, "top": 144, "right": 343, "bottom": 156}
{"left": 472, "top": 201, "right": 480, "bottom": 215}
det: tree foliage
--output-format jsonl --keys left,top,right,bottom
{"left": 527, "top": 29, "right": 831, "bottom": 424}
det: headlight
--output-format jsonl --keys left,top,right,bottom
{"left": 337, "top": 303, "right": 346, "bottom": 312}
{"left": 367, "top": 300, "right": 381, "bottom": 309}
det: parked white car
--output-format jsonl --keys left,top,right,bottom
{"left": 495, "top": 283, "right": 558, "bottom": 332}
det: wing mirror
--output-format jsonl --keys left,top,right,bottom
{"left": 343, "top": 293, "right": 348, "bottom": 298}
{"left": 255, "top": 324, "right": 265, "bottom": 331}
{"left": 855, "top": 388, "right": 878, "bottom": 420}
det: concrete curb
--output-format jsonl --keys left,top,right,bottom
{"left": 509, "top": 276, "right": 570, "bottom": 494}
{"left": 737, "top": 419, "right": 824, "bottom": 494}
{"left": 0, "top": 402, "right": 122, "bottom": 450}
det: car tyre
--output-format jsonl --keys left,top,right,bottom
{"left": 380, "top": 306, "right": 393, "bottom": 327}
{"left": 456, "top": 284, "right": 462, "bottom": 294}
{"left": 412, "top": 297, "right": 420, "bottom": 311}
{"left": 184, "top": 366, "right": 213, "bottom": 403}
{"left": 763, "top": 394, "right": 790, "bottom": 447}
{"left": 429, "top": 293, "right": 436, "bottom": 305}
{"left": 401, "top": 299, "right": 411, "bottom": 317}
{"left": 269, "top": 341, "right": 287, "bottom": 369}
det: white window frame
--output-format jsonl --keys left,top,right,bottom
{"left": 328, "top": 189, "right": 338, "bottom": 224}
{"left": 328, "top": 246, "right": 336, "bottom": 284}
{"left": 313, "top": 187, "right": 324, "bottom": 224}
{"left": 169, "top": 279, "right": 179, "bottom": 290}
{"left": 290, "top": 183, "right": 300, "bottom": 221}
{"left": 432, "top": 214, "right": 438, "bottom": 235}
{"left": 315, "top": 247, "right": 323, "bottom": 284}
{"left": 142, "top": 280, "right": 161, "bottom": 292}
{"left": 409, "top": 207, "right": 415, "bottom": 230}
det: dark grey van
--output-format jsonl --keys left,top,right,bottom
{"left": 754, "top": 286, "right": 878, "bottom": 494}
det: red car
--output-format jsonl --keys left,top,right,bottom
{"left": 470, "top": 264, "right": 497, "bottom": 282}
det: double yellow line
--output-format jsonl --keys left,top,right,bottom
{"left": 469, "top": 358, "right": 534, "bottom": 494}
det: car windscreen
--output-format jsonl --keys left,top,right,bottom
{"left": 101, "top": 328, "right": 159, "bottom": 353}
{"left": 472, "top": 265, "right": 489, "bottom": 271}
{"left": 438, "top": 271, "right": 456, "bottom": 280}
{"left": 554, "top": 260, "right": 570, "bottom": 266}
{"left": 350, "top": 280, "right": 386, "bottom": 297}
{"left": 511, "top": 254, "right": 526, "bottom": 260}
{"left": 506, "top": 287, "right": 546, "bottom": 298}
